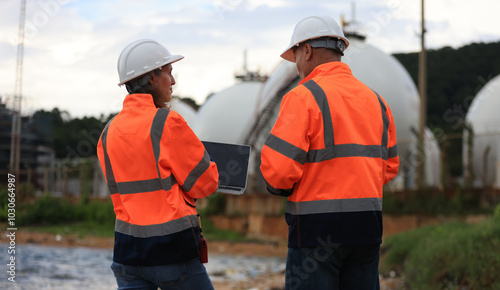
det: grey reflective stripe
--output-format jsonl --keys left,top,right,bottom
{"left": 307, "top": 144, "right": 386, "bottom": 163}
{"left": 114, "top": 178, "right": 164, "bottom": 195}
{"left": 373, "top": 91, "right": 389, "bottom": 159}
{"left": 115, "top": 215, "right": 199, "bottom": 238}
{"left": 373, "top": 90, "right": 399, "bottom": 160}
{"left": 303, "top": 80, "right": 334, "bottom": 147}
{"left": 182, "top": 150, "right": 211, "bottom": 192}
{"left": 286, "top": 198, "right": 382, "bottom": 215}
{"left": 150, "top": 108, "right": 175, "bottom": 191}
{"left": 113, "top": 176, "right": 176, "bottom": 195}
{"left": 101, "top": 119, "right": 118, "bottom": 194}
{"left": 388, "top": 145, "right": 398, "bottom": 159}
{"left": 264, "top": 134, "right": 308, "bottom": 165}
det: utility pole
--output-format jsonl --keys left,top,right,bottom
{"left": 9, "top": 0, "right": 26, "bottom": 180}
{"left": 243, "top": 49, "right": 248, "bottom": 73}
{"left": 417, "top": 0, "right": 427, "bottom": 188}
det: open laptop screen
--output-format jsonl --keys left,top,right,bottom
{"left": 202, "top": 141, "right": 251, "bottom": 195}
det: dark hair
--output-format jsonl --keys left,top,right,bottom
{"left": 125, "top": 69, "right": 162, "bottom": 94}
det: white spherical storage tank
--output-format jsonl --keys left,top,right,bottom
{"left": 193, "top": 81, "right": 263, "bottom": 144}
{"left": 170, "top": 97, "right": 197, "bottom": 128}
{"left": 343, "top": 38, "right": 420, "bottom": 148}
{"left": 463, "top": 74, "right": 500, "bottom": 188}
{"left": 343, "top": 37, "right": 440, "bottom": 189}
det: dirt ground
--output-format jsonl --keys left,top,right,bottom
{"left": 1, "top": 230, "right": 288, "bottom": 257}
{"left": 1, "top": 230, "right": 406, "bottom": 289}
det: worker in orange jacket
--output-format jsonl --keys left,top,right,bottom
{"left": 260, "top": 16, "right": 399, "bottom": 290}
{"left": 97, "top": 39, "right": 219, "bottom": 290}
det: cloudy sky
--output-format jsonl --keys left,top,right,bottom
{"left": 1, "top": 0, "right": 499, "bottom": 118}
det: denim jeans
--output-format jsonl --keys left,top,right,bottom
{"left": 285, "top": 244, "right": 380, "bottom": 290}
{"left": 110, "top": 258, "right": 214, "bottom": 290}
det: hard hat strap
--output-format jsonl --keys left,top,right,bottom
{"left": 307, "top": 38, "right": 346, "bottom": 55}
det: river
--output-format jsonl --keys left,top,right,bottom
{"left": 0, "top": 243, "right": 285, "bottom": 289}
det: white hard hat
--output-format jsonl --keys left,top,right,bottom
{"left": 281, "top": 15, "right": 349, "bottom": 62}
{"left": 117, "top": 39, "right": 184, "bottom": 86}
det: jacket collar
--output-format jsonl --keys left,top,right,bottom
{"left": 299, "top": 61, "right": 352, "bottom": 85}
{"left": 123, "top": 93, "right": 156, "bottom": 108}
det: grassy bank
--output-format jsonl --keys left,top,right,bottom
{"left": 381, "top": 204, "right": 500, "bottom": 289}
{"left": 1, "top": 191, "right": 116, "bottom": 237}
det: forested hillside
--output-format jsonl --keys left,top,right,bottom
{"left": 393, "top": 41, "right": 500, "bottom": 177}
{"left": 32, "top": 108, "right": 112, "bottom": 160}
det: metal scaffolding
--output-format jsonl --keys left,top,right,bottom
{"left": 9, "top": 0, "right": 26, "bottom": 179}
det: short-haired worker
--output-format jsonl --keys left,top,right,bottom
{"left": 260, "top": 16, "right": 399, "bottom": 290}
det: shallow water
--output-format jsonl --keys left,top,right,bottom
{"left": 0, "top": 243, "right": 285, "bottom": 289}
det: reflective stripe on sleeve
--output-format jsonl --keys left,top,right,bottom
{"left": 115, "top": 214, "right": 199, "bottom": 238}
{"left": 101, "top": 119, "right": 118, "bottom": 194}
{"left": 264, "top": 134, "right": 308, "bottom": 165}
{"left": 182, "top": 150, "right": 211, "bottom": 192}
{"left": 388, "top": 145, "right": 398, "bottom": 159}
{"left": 286, "top": 198, "right": 382, "bottom": 215}
{"left": 373, "top": 91, "right": 390, "bottom": 159}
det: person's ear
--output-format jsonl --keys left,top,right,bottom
{"left": 149, "top": 71, "right": 158, "bottom": 85}
{"left": 304, "top": 43, "right": 313, "bottom": 61}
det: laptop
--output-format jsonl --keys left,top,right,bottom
{"left": 202, "top": 141, "right": 251, "bottom": 195}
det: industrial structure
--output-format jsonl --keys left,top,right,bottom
{"left": 193, "top": 34, "right": 442, "bottom": 194}
{"left": 0, "top": 99, "right": 54, "bottom": 189}
{"left": 170, "top": 97, "right": 198, "bottom": 128}
{"left": 9, "top": 0, "right": 27, "bottom": 179}
{"left": 189, "top": 34, "right": 443, "bottom": 238}
{"left": 187, "top": 34, "right": 441, "bottom": 238}
{"left": 3, "top": 0, "right": 497, "bottom": 244}
{"left": 193, "top": 81, "right": 263, "bottom": 144}
{"left": 463, "top": 74, "right": 500, "bottom": 189}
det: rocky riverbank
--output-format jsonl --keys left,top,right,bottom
{"left": 1, "top": 230, "right": 406, "bottom": 289}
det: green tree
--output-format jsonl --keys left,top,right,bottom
{"left": 393, "top": 41, "right": 500, "bottom": 177}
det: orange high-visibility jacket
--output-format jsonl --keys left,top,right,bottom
{"left": 260, "top": 62, "right": 399, "bottom": 248}
{"left": 97, "top": 94, "right": 219, "bottom": 266}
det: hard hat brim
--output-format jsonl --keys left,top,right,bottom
{"left": 280, "top": 46, "right": 296, "bottom": 63}
{"left": 166, "top": 55, "right": 184, "bottom": 66}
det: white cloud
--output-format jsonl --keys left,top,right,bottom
{"left": 244, "top": 0, "right": 287, "bottom": 10}
{"left": 0, "top": 0, "right": 499, "bottom": 118}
